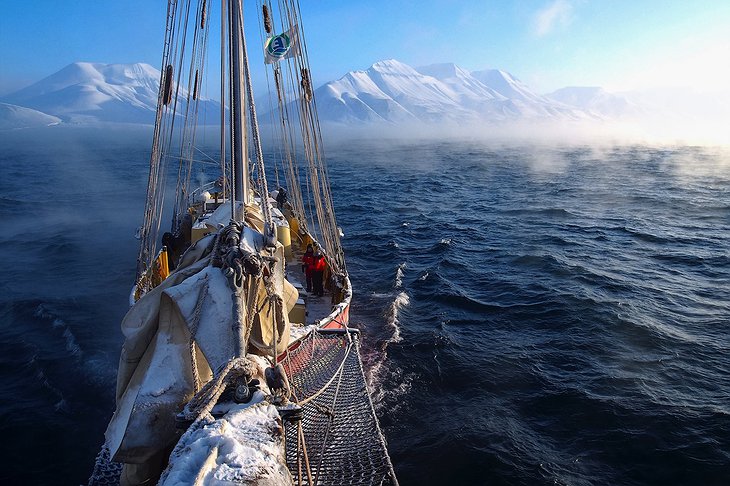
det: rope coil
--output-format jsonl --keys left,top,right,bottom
{"left": 179, "top": 357, "right": 257, "bottom": 423}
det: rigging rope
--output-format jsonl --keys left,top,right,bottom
{"left": 238, "top": 11, "right": 275, "bottom": 242}
{"left": 139, "top": 0, "right": 346, "bottom": 289}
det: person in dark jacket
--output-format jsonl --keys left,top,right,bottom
{"left": 276, "top": 187, "right": 287, "bottom": 209}
{"left": 301, "top": 244, "right": 314, "bottom": 292}
{"left": 311, "top": 249, "right": 326, "bottom": 297}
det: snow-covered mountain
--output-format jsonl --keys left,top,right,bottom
{"left": 2, "top": 62, "right": 220, "bottom": 125}
{"left": 471, "top": 69, "right": 545, "bottom": 103}
{"left": 546, "top": 86, "right": 645, "bottom": 118}
{"left": 0, "top": 103, "right": 61, "bottom": 130}
{"left": 314, "top": 59, "right": 587, "bottom": 124}
{"left": 3, "top": 59, "right": 655, "bottom": 128}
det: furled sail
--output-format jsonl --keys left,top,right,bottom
{"left": 88, "top": 0, "right": 397, "bottom": 484}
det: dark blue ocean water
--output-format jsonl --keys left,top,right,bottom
{"left": 1, "top": 128, "right": 728, "bottom": 485}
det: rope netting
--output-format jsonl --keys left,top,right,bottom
{"left": 88, "top": 446, "right": 123, "bottom": 486}
{"left": 282, "top": 331, "right": 398, "bottom": 486}
{"left": 89, "top": 330, "right": 397, "bottom": 486}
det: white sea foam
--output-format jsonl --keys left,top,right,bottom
{"left": 36, "top": 305, "right": 84, "bottom": 359}
{"left": 366, "top": 356, "right": 387, "bottom": 400}
{"left": 394, "top": 262, "right": 406, "bottom": 289}
{"left": 440, "top": 237, "right": 452, "bottom": 245}
{"left": 369, "top": 364, "right": 414, "bottom": 413}
{"left": 386, "top": 291, "right": 409, "bottom": 344}
{"left": 34, "top": 303, "right": 52, "bottom": 319}
{"left": 52, "top": 318, "right": 83, "bottom": 359}
{"left": 54, "top": 398, "right": 70, "bottom": 413}
{"left": 62, "top": 328, "right": 82, "bottom": 358}
{"left": 26, "top": 353, "right": 66, "bottom": 407}
{"left": 365, "top": 289, "right": 414, "bottom": 408}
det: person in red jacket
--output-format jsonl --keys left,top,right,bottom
{"left": 301, "top": 244, "right": 314, "bottom": 292}
{"left": 311, "top": 249, "right": 326, "bottom": 297}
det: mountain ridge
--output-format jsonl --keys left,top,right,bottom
{"left": 1, "top": 61, "right": 220, "bottom": 125}
{"left": 2, "top": 59, "right": 647, "bottom": 128}
{"left": 313, "top": 59, "right": 598, "bottom": 124}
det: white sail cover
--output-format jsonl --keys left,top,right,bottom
{"left": 105, "top": 233, "right": 297, "bottom": 467}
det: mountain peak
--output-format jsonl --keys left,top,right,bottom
{"left": 0, "top": 61, "right": 216, "bottom": 125}
{"left": 368, "top": 59, "right": 418, "bottom": 75}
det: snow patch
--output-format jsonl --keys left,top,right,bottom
{"left": 159, "top": 403, "right": 291, "bottom": 485}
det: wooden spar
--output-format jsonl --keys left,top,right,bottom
{"left": 229, "top": 0, "right": 248, "bottom": 207}
{"left": 193, "top": 69, "right": 199, "bottom": 101}
{"left": 163, "top": 65, "right": 174, "bottom": 105}
{"left": 262, "top": 4, "right": 272, "bottom": 34}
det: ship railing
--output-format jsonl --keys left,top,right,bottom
{"left": 130, "top": 246, "right": 171, "bottom": 305}
{"left": 188, "top": 181, "right": 220, "bottom": 204}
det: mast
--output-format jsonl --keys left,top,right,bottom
{"left": 229, "top": 0, "right": 248, "bottom": 208}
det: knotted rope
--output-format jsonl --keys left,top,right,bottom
{"left": 179, "top": 357, "right": 257, "bottom": 424}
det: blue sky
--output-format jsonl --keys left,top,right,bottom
{"left": 2, "top": 0, "right": 729, "bottom": 96}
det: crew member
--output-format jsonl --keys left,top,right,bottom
{"left": 311, "top": 249, "right": 326, "bottom": 297}
{"left": 301, "top": 244, "right": 314, "bottom": 293}
{"left": 276, "top": 187, "right": 287, "bottom": 209}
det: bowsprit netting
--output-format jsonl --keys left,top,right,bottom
{"left": 88, "top": 445, "right": 122, "bottom": 486}
{"left": 89, "top": 329, "right": 398, "bottom": 486}
{"left": 282, "top": 330, "right": 398, "bottom": 486}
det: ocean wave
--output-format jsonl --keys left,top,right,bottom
{"left": 58, "top": 322, "right": 83, "bottom": 358}
{"left": 501, "top": 207, "right": 576, "bottom": 218}
{"left": 35, "top": 304, "right": 83, "bottom": 360}
{"left": 651, "top": 252, "right": 728, "bottom": 268}
{"left": 369, "top": 363, "right": 414, "bottom": 413}
{"left": 621, "top": 226, "right": 673, "bottom": 244}
{"left": 23, "top": 352, "right": 67, "bottom": 411}
{"left": 421, "top": 237, "right": 453, "bottom": 254}
{"left": 385, "top": 291, "right": 409, "bottom": 344}
{"left": 394, "top": 262, "right": 406, "bottom": 289}
{"left": 0, "top": 196, "right": 33, "bottom": 212}
{"left": 512, "top": 253, "right": 562, "bottom": 268}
